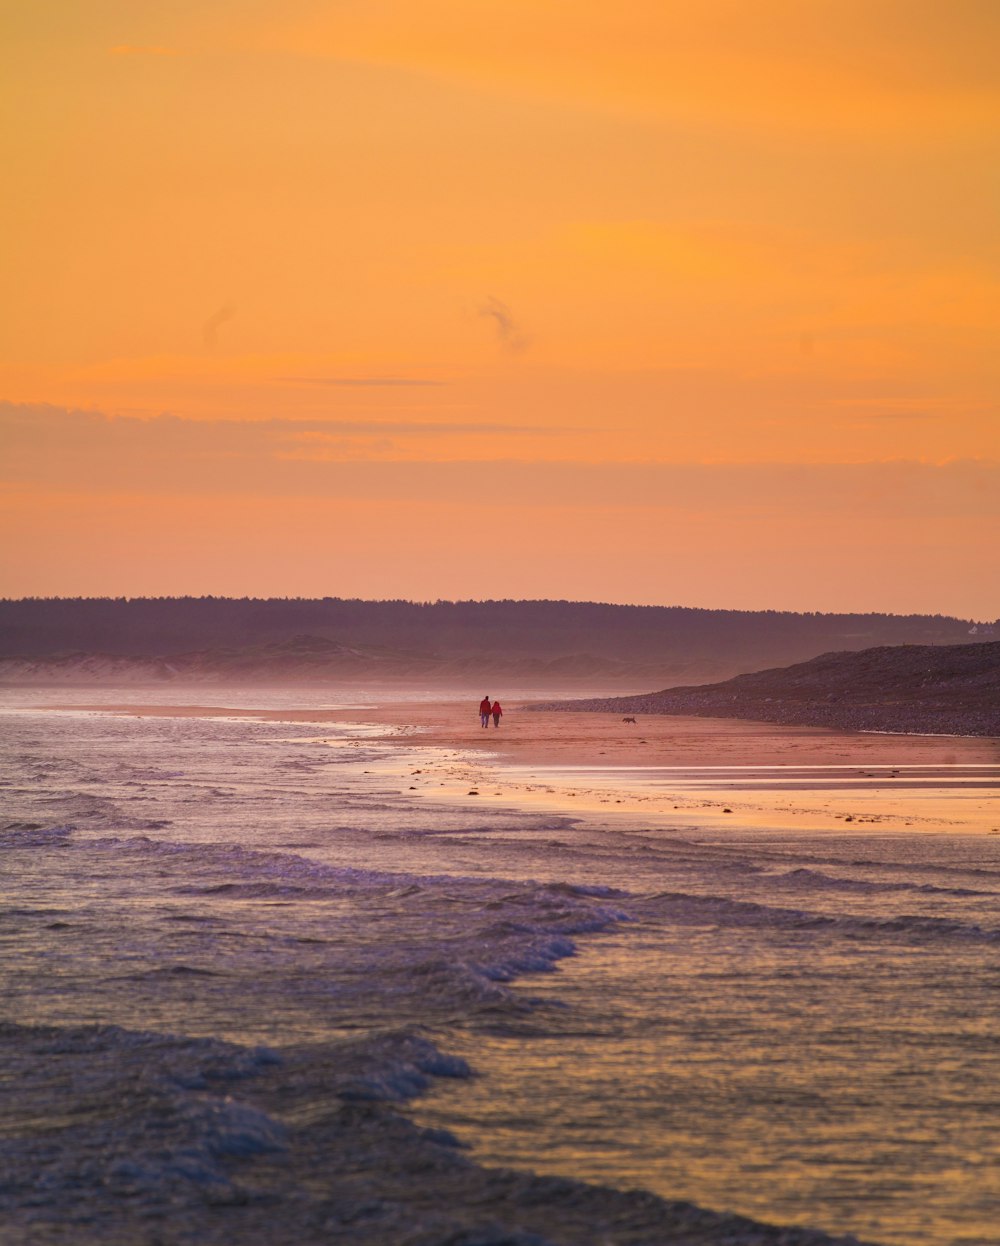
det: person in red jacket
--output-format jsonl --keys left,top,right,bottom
{"left": 479, "top": 696, "right": 492, "bottom": 729}
{"left": 491, "top": 700, "right": 503, "bottom": 728}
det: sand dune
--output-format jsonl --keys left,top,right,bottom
{"left": 535, "top": 642, "right": 1000, "bottom": 738}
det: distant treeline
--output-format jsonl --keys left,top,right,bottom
{"left": 0, "top": 597, "right": 988, "bottom": 668}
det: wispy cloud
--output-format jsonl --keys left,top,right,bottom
{"left": 202, "top": 304, "right": 237, "bottom": 349}
{"left": 0, "top": 404, "right": 553, "bottom": 481}
{"left": 842, "top": 411, "right": 937, "bottom": 422}
{"left": 1, "top": 404, "right": 995, "bottom": 517}
{"left": 479, "top": 296, "right": 530, "bottom": 353}
{"left": 109, "top": 45, "right": 178, "bottom": 57}
{"left": 281, "top": 376, "right": 446, "bottom": 387}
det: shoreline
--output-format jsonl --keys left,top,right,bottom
{"left": 42, "top": 697, "right": 1000, "bottom": 836}
{"left": 45, "top": 698, "right": 1000, "bottom": 768}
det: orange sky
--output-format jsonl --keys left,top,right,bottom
{"left": 2, "top": 1, "right": 998, "bottom": 615}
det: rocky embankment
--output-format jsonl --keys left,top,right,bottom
{"left": 533, "top": 641, "right": 1000, "bottom": 738}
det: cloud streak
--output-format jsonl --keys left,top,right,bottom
{"left": 109, "top": 45, "right": 178, "bottom": 57}
{"left": 0, "top": 404, "right": 552, "bottom": 470}
{"left": 1, "top": 404, "right": 995, "bottom": 519}
{"left": 479, "top": 296, "right": 530, "bottom": 353}
{"left": 281, "top": 376, "right": 447, "bottom": 387}
{"left": 202, "top": 304, "right": 237, "bottom": 349}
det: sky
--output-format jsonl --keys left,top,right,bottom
{"left": 2, "top": 1, "right": 998, "bottom": 616}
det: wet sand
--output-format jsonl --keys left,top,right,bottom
{"left": 53, "top": 699, "right": 1000, "bottom": 836}
{"left": 56, "top": 699, "right": 1000, "bottom": 769}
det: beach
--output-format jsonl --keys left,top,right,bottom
{"left": 64, "top": 696, "right": 1000, "bottom": 767}
{"left": 2, "top": 688, "right": 998, "bottom": 1245}
{"left": 67, "top": 696, "right": 1000, "bottom": 837}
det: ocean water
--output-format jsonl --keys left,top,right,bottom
{"left": 1, "top": 690, "right": 998, "bottom": 1246}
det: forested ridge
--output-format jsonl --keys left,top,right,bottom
{"left": 0, "top": 597, "right": 990, "bottom": 682}
{"left": 0, "top": 596, "right": 985, "bottom": 659}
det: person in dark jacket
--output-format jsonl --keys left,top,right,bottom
{"left": 479, "top": 696, "right": 492, "bottom": 729}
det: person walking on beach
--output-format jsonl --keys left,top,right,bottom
{"left": 491, "top": 700, "right": 503, "bottom": 728}
{"left": 479, "top": 696, "right": 492, "bottom": 729}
